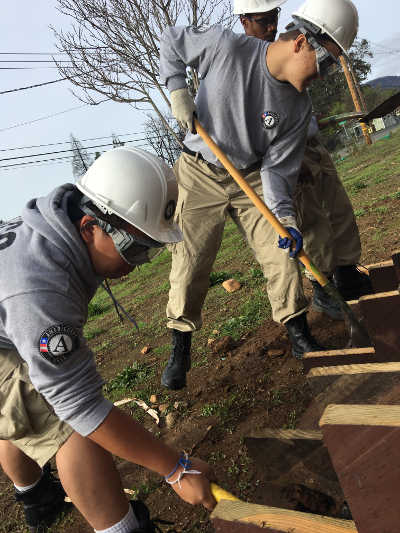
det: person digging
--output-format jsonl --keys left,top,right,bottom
{"left": 159, "top": 0, "right": 360, "bottom": 390}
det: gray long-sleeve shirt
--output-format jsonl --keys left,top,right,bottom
{"left": 160, "top": 25, "right": 312, "bottom": 219}
{"left": 0, "top": 185, "right": 113, "bottom": 436}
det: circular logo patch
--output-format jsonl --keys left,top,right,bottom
{"left": 261, "top": 111, "right": 280, "bottom": 130}
{"left": 38, "top": 324, "right": 80, "bottom": 365}
{"left": 164, "top": 200, "right": 176, "bottom": 220}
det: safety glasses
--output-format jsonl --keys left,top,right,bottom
{"left": 91, "top": 219, "right": 163, "bottom": 266}
{"left": 246, "top": 8, "right": 280, "bottom": 28}
{"left": 307, "top": 34, "right": 340, "bottom": 77}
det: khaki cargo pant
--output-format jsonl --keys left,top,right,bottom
{"left": 0, "top": 348, "right": 73, "bottom": 467}
{"left": 166, "top": 152, "right": 308, "bottom": 330}
{"left": 297, "top": 138, "right": 361, "bottom": 278}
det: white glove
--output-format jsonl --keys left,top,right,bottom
{"left": 170, "top": 88, "right": 196, "bottom": 133}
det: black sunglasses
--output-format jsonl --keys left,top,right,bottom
{"left": 246, "top": 8, "right": 280, "bottom": 27}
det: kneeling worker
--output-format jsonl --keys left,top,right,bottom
{"left": 0, "top": 148, "right": 215, "bottom": 532}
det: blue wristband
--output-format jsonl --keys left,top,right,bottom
{"left": 165, "top": 453, "right": 191, "bottom": 480}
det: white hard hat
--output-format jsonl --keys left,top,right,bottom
{"left": 292, "top": 0, "right": 358, "bottom": 51}
{"left": 233, "top": 0, "right": 287, "bottom": 15}
{"left": 76, "top": 147, "right": 183, "bottom": 243}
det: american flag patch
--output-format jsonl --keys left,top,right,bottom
{"left": 39, "top": 336, "right": 48, "bottom": 352}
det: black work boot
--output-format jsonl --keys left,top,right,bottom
{"left": 333, "top": 265, "right": 373, "bottom": 301}
{"left": 130, "top": 499, "right": 173, "bottom": 532}
{"left": 311, "top": 280, "right": 344, "bottom": 321}
{"left": 285, "top": 313, "right": 324, "bottom": 359}
{"left": 161, "top": 329, "right": 192, "bottom": 390}
{"left": 15, "top": 463, "right": 70, "bottom": 532}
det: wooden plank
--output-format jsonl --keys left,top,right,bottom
{"left": 366, "top": 260, "right": 397, "bottom": 293}
{"left": 302, "top": 348, "right": 376, "bottom": 372}
{"left": 244, "top": 429, "right": 327, "bottom": 482}
{"left": 359, "top": 291, "right": 400, "bottom": 360}
{"left": 391, "top": 249, "right": 400, "bottom": 284}
{"left": 247, "top": 429, "right": 323, "bottom": 440}
{"left": 320, "top": 404, "right": 400, "bottom": 533}
{"left": 298, "top": 362, "right": 400, "bottom": 429}
{"left": 244, "top": 429, "right": 343, "bottom": 508}
{"left": 211, "top": 500, "right": 357, "bottom": 532}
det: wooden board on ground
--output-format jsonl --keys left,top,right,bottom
{"left": 390, "top": 249, "right": 400, "bottom": 284}
{"left": 320, "top": 404, "right": 400, "bottom": 533}
{"left": 302, "top": 347, "right": 376, "bottom": 372}
{"left": 297, "top": 362, "right": 400, "bottom": 429}
{"left": 366, "top": 260, "right": 397, "bottom": 293}
{"left": 244, "top": 429, "right": 344, "bottom": 511}
{"left": 358, "top": 291, "right": 400, "bottom": 360}
{"left": 211, "top": 500, "right": 357, "bottom": 532}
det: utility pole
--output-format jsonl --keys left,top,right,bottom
{"left": 339, "top": 55, "right": 372, "bottom": 145}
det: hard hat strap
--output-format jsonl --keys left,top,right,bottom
{"left": 291, "top": 20, "right": 340, "bottom": 77}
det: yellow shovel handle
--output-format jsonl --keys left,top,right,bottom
{"left": 194, "top": 118, "right": 329, "bottom": 287}
{"left": 211, "top": 482, "right": 240, "bottom": 502}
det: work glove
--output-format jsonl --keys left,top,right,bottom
{"left": 170, "top": 87, "right": 196, "bottom": 133}
{"left": 277, "top": 217, "right": 303, "bottom": 258}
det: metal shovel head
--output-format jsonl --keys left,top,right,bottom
{"left": 322, "top": 281, "right": 371, "bottom": 348}
{"left": 361, "top": 91, "right": 400, "bottom": 123}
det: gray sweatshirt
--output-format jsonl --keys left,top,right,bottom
{"left": 0, "top": 184, "right": 113, "bottom": 436}
{"left": 160, "top": 25, "right": 312, "bottom": 219}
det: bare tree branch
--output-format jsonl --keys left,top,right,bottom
{"left": 53, "top": 0, "right": 234, "bottom": 159}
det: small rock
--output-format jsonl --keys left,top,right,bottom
{"left": 165, "top": 412, "right": 177, "bottom": 429}
{"left": 222, "top": 279, "right": 241, "bottom": 293}
{"left": 207, "top": 338, "right": 215, "bottom": 346}
{"left": 267, "top": 349, "right": 285, "bottom": 358}
{"left": 150, "top": 394, "right": 157, "bottom": 404}
{"left": 141, "top": 345, "right": 151, "bottom": 355}
{"left": 212, "top": 329, "right": 220, "bottom": 335}
{"left": 159, "top": 403, "right": 169, "bottom": 413}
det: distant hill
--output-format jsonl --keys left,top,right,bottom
{"left": 366, "top": 76, "right": 400, "bottom": 89}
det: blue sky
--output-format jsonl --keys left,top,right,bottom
{"left": 1, "top": 0, "right": 400, "bottom": 220}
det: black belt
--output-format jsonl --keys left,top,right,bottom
{"left": 182, "top": 144, "right": 261, "bottom": 174}
{"left": 182, "top": 144, "right": 206, "bottom": 161}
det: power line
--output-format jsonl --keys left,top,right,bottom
{"left": 0, "top": 60, "right": 79, "bottom": 63}
{"left": 0, "top": 101, "right": 108, "bottom": 133}
{"left": 0, "top": 129, "right": 152, "bottom": 152}
{"left": 0, "top": 77, "right": 67, "bottom": 95}
{"left": 0, "top": 143, "right": 150, "bottom": 170}
{"left": 0, "top": 135, "right": 169, "bottom": 163}
{"left": 0, "top": 141, "right": 123, "bottom": 162}
{"left": 0, "top": 68, "right": 64, "bottom": 70}
{"left": 0, "top": 48, "right": 108, "bottom": 55}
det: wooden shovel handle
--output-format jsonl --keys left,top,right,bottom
{"left": 194, "top": 118, "right": 329, "bottom": 287}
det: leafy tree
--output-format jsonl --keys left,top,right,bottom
{"left": 309, "top": 39, "right": 373, "bottom": 116}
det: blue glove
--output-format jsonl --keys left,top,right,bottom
{"left": 278, "top": 227, "right": 303, "bottom": 258}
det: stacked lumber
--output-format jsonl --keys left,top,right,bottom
{"left": 212, "top": 251, "right": 400, "bottom": 532}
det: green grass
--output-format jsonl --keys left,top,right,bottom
{"left": 104, "top": 361, "right": 155, "bottom": 400}
{"left": 220, "top": 289, "right": 271, "bottom": 340}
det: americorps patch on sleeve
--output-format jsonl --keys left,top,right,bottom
{"left": 38, "top": 324, "right": 80, "bottom": 365}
